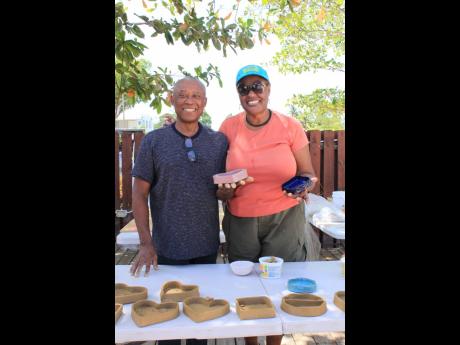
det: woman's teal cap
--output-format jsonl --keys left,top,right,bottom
{"left": 236, "top": 65, "right": 269, "bottom": 84}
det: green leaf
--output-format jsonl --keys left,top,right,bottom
{"left": 244, "top": 36, "right": 254, "bottom": 49}
{"left": 131, "top": 25, "right": 145, "bottom": 38}
{"left": 212, "top": 36, "right": 221, "bottom": 50}
{"left": 164, "top": 31, "right": 174, "bottom": 45}
{"left": 135, "top": 15, "right": 149, "bottom": 22}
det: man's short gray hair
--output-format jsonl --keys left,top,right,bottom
{"left": 173, "top": 76, "right": 206, "bottom": 95}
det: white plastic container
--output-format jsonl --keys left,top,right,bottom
{"left": 258, "top": 256, "right": 284, "bottom": 279}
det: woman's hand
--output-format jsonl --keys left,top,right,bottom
{"left": 283, "top": 176, "right": 318, "bottom": 203}
{"left": 216, "top": 176, "right": 254, "bottom": 200}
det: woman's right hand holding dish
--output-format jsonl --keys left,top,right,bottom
{"left": 216, "top": 176, "right": 254, "bottom": 200}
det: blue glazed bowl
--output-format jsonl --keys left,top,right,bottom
{"left": 287, "top": 278, "right": 317, "bottom": 293}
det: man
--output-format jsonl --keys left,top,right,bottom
{"left": 129, "top": 77, "right": 228, "bottom": 345}
{"left": 130, "top": 77, "right": 228, "bottom": 276}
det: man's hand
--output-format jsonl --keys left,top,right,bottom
{"left": 216, "top": 176, "right": 254, "bottom": 200}
{"left": 130, "top": 243, "right": 158, "bottom": 277}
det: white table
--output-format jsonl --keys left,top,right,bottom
{"left": 310, "top": 214, "right": 345, "bottom": 240}
{"left": 115, "top": 264, "right": 282, "bottom": 343}
{"left": 306, "top": 195, "right": 345, "bottom": 240}
{"left": 258, "top": 261, "right": 345, "bottom": 334}
{"left": 115, "top": 262, "right": 345, "bottom": 343}
{"left": 116, "top": 230, "right": 226, "bottom": 248}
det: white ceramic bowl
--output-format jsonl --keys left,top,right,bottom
{"left": 230, "top": 261, "right": 254, "bottom": 276}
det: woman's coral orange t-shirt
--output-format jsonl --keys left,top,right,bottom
{"left": 219, "top": 111, "right": 308, "bottom": 217}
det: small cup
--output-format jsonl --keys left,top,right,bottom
{"left": 258, "top": 256, "right": 283, "bottom": 279}
{"left": 230, "top": 261, "right": 254, "bottom": 276}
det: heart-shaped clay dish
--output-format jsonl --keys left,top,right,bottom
{"left": 183, "top": 297, "right": 230, "bottom": 322}
{"left": 281, "top": 293, "right": 327, "bottom": 317}
{"left": 115, "top": 303, "right": 123, "bottom": 323}
{"left": 160, "top": 281, "right": 200, "bottom": 302}
{"left": 236, "top": 296, "right": 276, "bottom": 320}
{"left": 333, "top": 291, "right": 345, "bottom": 312}
{"left": 115, "top": 283, "right": 148, "bottom": 304}
{"left": 131, "top": 300, "right": 180, "bottom": 327}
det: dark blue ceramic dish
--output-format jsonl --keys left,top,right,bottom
{"left": 287, "top": 278, "right": 317, "bottom": 293}
{"left": 281, "top": 176, "right": 312, "bottom": 195}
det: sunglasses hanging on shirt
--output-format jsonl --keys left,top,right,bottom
{"left": 184, "top": 138, "right": 197, "bottom": 162}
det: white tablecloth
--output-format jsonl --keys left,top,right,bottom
{"left": 306, "top": 194, "right": 345, "bottom": 240}
{"left": 258, "top": 261, "right": 345, "bottom": 333}
{"left": 115, "top": 261, "right": 345, "bottom": 343}
{"left": 115, "top": 264, "right": 282, "bottom": 343}
{"left": 116, "top": 230, "right": 226, "bottom": 248}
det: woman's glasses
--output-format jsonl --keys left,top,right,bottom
{"left": 237, "top": 81, "right": 267, "bottom": 96}
{"left": 184, "top": 138, "right": 197, "bottom": 162}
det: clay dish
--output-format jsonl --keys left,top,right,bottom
{"left": 115, "top": 283, "right": 148, "bottom": 304}
{"left": 115, "top": 303, "right": 123, "bottom": 323}
{"left": 183, "top": 297, "right": 230, "bottom": 322}
{"left": 213, "top": 169, "right": 248, "bottom": 184}
{"left": 281, "top": 293, "right": 327, "bottom": 317}
{"left": 236, "top": 296, "right": 276, "bottom": 320}
{"left": 333, "top": 291, "right": 345, "bottom": 312}
{"left": 160, "top": 281, "right": 200, "bottom": 302}
{"left": 131, "top": 300, "right": 180, "bottom": 327}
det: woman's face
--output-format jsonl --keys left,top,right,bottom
{"left": 237, "top": 75, "right": 270, "bottom": 116}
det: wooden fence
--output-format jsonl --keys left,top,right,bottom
{"left": 115, "top": 129, "right": 345, "bottom": 231}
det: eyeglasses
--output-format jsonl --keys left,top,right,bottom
{"left": 184, "top": 138, "right": 197, "bottom": 162}
{"left": 237, "top": 81, "right": 267, "bottom": 96}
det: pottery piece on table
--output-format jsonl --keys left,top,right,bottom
{"left": 183, "top": 296, "right": 230, "bottom": 322}
{"left": 281, "top": 293, "right": 327, "bottom": 317}
{"left": 115, "top": 283, "right": 148, "bottom": 304}
{"left": 333, "top": 291, "right": 345, "bottom": 312}
{"left": 115, "top": 303, "right": 123, "bottom": 323}
{"left": 287, "top": 278, "right": 317, "bottom": 293}
{"left": 160, "top": 281, "right": 200, "bottom": 302}
{"left": 131, "top": 300, "right": 180, "bottom": 327}
{"left": 236, "top": 296, "right": 276, "bottom": 320}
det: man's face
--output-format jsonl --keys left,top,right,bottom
{"left": 170, "top": 80, "right": 207, "bottom": 123}
{"left": 237, "top": 75, "right": 270, "bottom": 116}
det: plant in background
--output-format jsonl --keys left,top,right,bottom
{"left": 287, "top": 88, "right": 344, "bottom": 130}
{"left": 115, "top": 0, "right": 269, "bottom": 119}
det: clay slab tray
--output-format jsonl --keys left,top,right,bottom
{"left": 236, "top": 296, "right": 276, "bottom": 320}
{"left": 131, "top": 300, "right": 180, "bottom": 327}
{"left": 183, "top": 297, "right": 230, "bottom": 322}
{"left": 213, "top": 169, "right": 248, "bottom": 184}
{"left": 160, "top": 281, "right": 200, "bottom": 302}
{"left": 115, "top": 283, "right": 148, "bottom": 304}
{"left": 115, "top": 303, "right": 123, "bottom": 323}
{"left": 333, "top": 291, "right": 345, "bottom": 312}
{"left": 281, "top": 293, "right": 327, "bottom": 317}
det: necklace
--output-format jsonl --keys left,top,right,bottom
{"left": 245, "top": 109, "right": 272, "bottom": 127}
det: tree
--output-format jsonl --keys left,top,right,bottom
{"left": 115, "top": 0, "right": 269, "bottom": 119}
{"left": 200, "top": 111, "right": 212, "bottom": 127}
{"left": 287, "top": 88, "right": 344, "bottom": 130}
{"left": 263, "top": 0, "right": 345, "bottom": 73}
{"left": 115, "top": 58, "right": 153, "bottom": 119}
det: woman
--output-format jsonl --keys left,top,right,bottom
{"left": 217, "top": 65, "right": 317, "bottom": 345}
